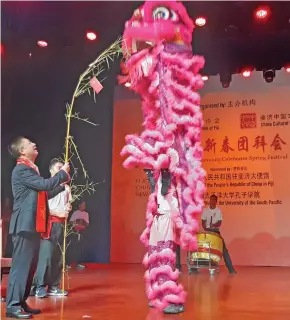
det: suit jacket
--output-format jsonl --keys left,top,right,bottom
{"left": 9, "top": 164, "right": 69, "bottom": 234}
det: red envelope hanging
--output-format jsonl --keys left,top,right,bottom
{"left": 90, "top": 76, "right": 103, "bottom": 94}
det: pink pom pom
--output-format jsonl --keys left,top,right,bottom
{"left": 120, "top": 24, "right": 206, "bottom": 308}
{"left": 142, "top": 253, "right": 149, "bottom": 267}
{"left": 123, "top": 156, "right": 138, "bottom": 169}
{"left": 156, "top": 154, "right": 170, "bottom": 169}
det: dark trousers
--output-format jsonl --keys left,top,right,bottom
{"left": 4, "top": 234, "right": 13, "bottom": 258}
{"left": 221, "top": 237, "right": 235, "bottom": 272}
{"left": 208, "top": 229, "right": 235, "bottom": 272}
{"left": 6, "top": 232, "right": 40, "bottom": 310}
{"left": 176, "top": 245, "right": 181, "bottom": 270}
{"left": 34, "top": 222, "right": 64, "bottom": 288}
{"left": 66, "top": 232, "right": 82, "bottom": 265}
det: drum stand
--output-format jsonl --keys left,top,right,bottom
{"left": 187, "top": 240, "right": 220, "bottom": 275}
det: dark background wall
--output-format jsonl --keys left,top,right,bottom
{"left": 0, "top": 2, "right": 134, "bottom": 263}
{"left": 1, "top": 52, "right": 119, "bottom": 263}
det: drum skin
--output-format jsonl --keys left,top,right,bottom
{"left": 190, "top": 232, "right": 223, "bottom": 265}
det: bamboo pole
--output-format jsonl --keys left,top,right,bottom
{"left": 60, "top": 38, "right": 124, "bottom": 292}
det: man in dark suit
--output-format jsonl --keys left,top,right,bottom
{"left": 5, "top": 136, "right": 70, "bottom": 319}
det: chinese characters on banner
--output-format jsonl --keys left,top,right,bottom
{"left": 110, "top": 74, "right": 290, "bottom": 265}
{"left": 201, "top": 96, "right": 289, "bottom": 208}
{"left": 204, "top": 133, "right": 286, "bottom": 154}
{"left": 200, "top": 98, "right": 257, "bottom": 111}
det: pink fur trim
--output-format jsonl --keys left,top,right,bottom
{"left": 143, "top": 253, "right": 149, "bottom": 268}
{"left": 146, "top": 247, "right": 176, "bottom": 266}
{"left": 120, "top": 9, "right": 206, "bottom": 308}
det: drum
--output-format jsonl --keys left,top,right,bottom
{"left": 73, "top": 219, "right": 86, "bottom": 232}
{"left": 190, "top": 232, "right": 223, "bottom": 265}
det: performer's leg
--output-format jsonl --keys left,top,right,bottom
{"left": 65, "top": 232, "right": 72, "bottom": 267}
{"left": 46, "top": 223, "right": 68, "bottom": 295}
{"left": 23, "top": 244, "right": 39, "bottom": 302}
{"left": 144, "top": 169, "right": 155, "bottom": 193}
{"left": 76, "top": 234, "right": 85, "bottom": 268}
{"left": 6, "top": 232, "right": 40, "bottom": 314}
{"left": 66, "top": 232, "right": 78, "bottom": 266}
{"left": 34, "top": 238, "right": 54, "bottom": 298}
{"left": 175, "top": 245, "right": 182, "bottom": 271}
{"left": 222, "top": 238, "right": 236, "bottom": 274}
{"left": 147, "top": 214, "right": 185, "bottom": 314}
{"left": 47, "top": 247, "right": 63, "bottom": 292}
{"left": 29, "top": 276, "right": 37, "bottom": 296}
{"left": 161, "top": 169, "right": 171, "bottom": 196}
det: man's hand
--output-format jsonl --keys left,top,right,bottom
{"left": 65, "top": 202, "right": 72, "bottom": 212}
{"left": 61, "top": 162, "right": 70, "bottom": 174}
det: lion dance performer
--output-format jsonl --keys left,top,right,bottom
{"left": 118, "top": 0, "right": 206, "bottom": 314}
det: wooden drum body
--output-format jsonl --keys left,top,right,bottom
{"left": 190, "top": 232, "right": 224, "bottom": 265}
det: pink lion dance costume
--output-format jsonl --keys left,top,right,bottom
{"left": 119, "top": 0, "right": 206, "bottom": 314}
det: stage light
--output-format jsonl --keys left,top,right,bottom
{"left": 37, "top": 40, "right": 48, "bottom": 48}
{"left": 263, "top": 69, "right": 275, "bottom": 83}
{"left": 255, "top": 7, "right": 270, "bottom": 20}
{"left": 202, "top": 75, "right": 209, "bottom": 81}
{"left": 242, "top": 69, "right": 252, "bottom": 78}
{"left": 195, "top": 17, "right": 207, "bottom": 27}
{"left": 220, "top": 73, "right": 232, "bottom": 88}
{"left": 86, "top": 31, "right": 97, "bottom": 41}
{"left": 125, "top": 82, "right": 131, "bottom": 87}
{"left": 285, "top": 66, "right": 290, "bottom": 73}
{"left": 0, "top": 43, "right": 4, "bottom": 55}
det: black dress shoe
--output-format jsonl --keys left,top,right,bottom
{"left": 6, "top": 309, "right": 32, "bottom": 319}
{"left": 22, "top": 302, "right": 41, "bottom": 314}
{"left": 163, "top": 304, "right": 184, "bottom": 314}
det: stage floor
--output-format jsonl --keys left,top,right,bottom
{"left": 1, "top": 264, "right": 290, "bottom": 319}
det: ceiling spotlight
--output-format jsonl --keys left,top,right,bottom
{"left": 220, "top": 73, "right": 232, "bottom": 88}
{"left": 125, "top": 82, "right": 131, "bottom": 87}
{"left": 195, "top": 16, "right": 207, "bottom": 27}
{"left": 263, "top": 69, "right": 275, "bottom": 83}
{"left": 255, "top": 7, "right": 270, "bottom": 20}
{"left": 241, "top": 69, "right": 252, "bottom": 78}
{"left": 37, "top": 40, "right": 48, "bottom": 48}
{"left": 202, "top": 75, "right": 209, "bottom": 81}
{"left": 86, "top": 31, "right": 97, "bottom": 41}
{"left": 0, "top": 43, "right": 4, "bottom": 56}
{"left": 285, "top": 65, "right": 290, "bottom": 73}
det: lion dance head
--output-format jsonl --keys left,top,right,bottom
{"left": 122, "top": 1, "right": 194, "bottom": 56}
